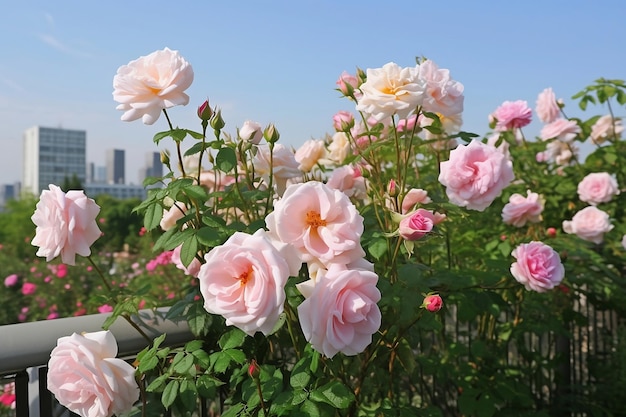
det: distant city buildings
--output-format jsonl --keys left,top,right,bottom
{"left": 106, "top": 149, "right": 126, "bottom": 185}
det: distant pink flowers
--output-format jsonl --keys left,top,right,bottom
{"left": 562, "top": 206, "right": 613, "bottom": 244}
{"left": 577, "top": 172, "right": 619, "bottom": 205}
{"left": 4, "top": 274, "right": 18, "bottom": 287}
{"left": 510, "top": 241, "right": 565, "bottom": 292}
{"left": 502, "top": 191, "right": 544, "bottom": 227}
{"left": 47, "top": 331, "right": 139, "bottom": 417}
{"left": 21, "top": 282, "right": 37, "bottom": 295}
{"left": 31, "top": 184, "right": 101, "bottom": 265}
{"left": 535, "top": 88, "right": 561, "bottom": 123}
{"left": 439, "top": 141, "right": 514, "bottom": 211}
{"left": 113, "top": 47, "right": 194, "bottom": 125}
{"left": 491, "top": 100, "right": 532, "bottom": 131}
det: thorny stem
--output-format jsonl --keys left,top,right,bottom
{"left": 163, "top": 109, "right": 186, "bottom": 178}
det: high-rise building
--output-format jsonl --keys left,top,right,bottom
{"left": 106, "top": 149, "right": 125, "bottom": 184}
{"left": 138, "top": 151, "right": 163, "bottom": 184}
{"left": 22, "top": 126, "right": 86, "bottom": 195}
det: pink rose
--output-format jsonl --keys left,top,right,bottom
{"left": 113, "top": 47, "right": 194, "bottom": 125}
{"left": 491, "top": 100, "right": 532, "bottom": 131}
{"left": 4, "top": 274, "right": 18, "bottom": 287}
{"left": 197, "top": 229, "right": 301, "bottom": 336}
{"left": 297, "top": 266, "right": 381, "bottom": 358}
{"left": 336, "top": 71, "right": 359, "bottom": 97}
{"left": 501, "top": 190, "right": 544, "bottom": 227}
{"left": 252, "top": 144, "right": 301, "bottom": 195}
{"left": 422, "top": 294, "right": 443, "bottom": 312}
{"left": 31, "top": 184, "right": 102, "bottom": 266}
{"left": 401, "top": 188, "right": 431, "bottom": 214}
{"left": 540, "top": 118, "right": 581, "bottom": 142}
{"left": 295, "top": 139, "right": 326, "bottom": 172}
{"left": 171, "top": 244, "right": 202, "bottom": 278}
{"left": 21, "top": 282, "right": 36, "bottom": 295}
{"left": 577, "top": 172, "right": 620, "bottom": 205}
{"left": 239, "top": 120, "right": 264, "bottom": 144}
{"left": 438, "top": 141, "right": 514, "bottom": 211}
{"left": 535, "top": 87, "right": 561, "bottom": 124}
{"left": 98, "top": 304, "right": 114, "bottom": 313}
{"left": 332, "top": 111, "right": 355, "bottom": 132}
{"left": 510, "top": 241, "right": 565, "bottom": 292}
{"left": 418, "top": 59, "right": 464, "bottom": 117}
{"left": 47, "top": 331, "right": 139, "bottom": 417}
{"left": 160, "top": 201, "right": 187, "bottom": 231}
{"left": 399, "top": 209, "right": 445, "bottom": 241}
{"left": 396, "top": 114, "right": 418, "bottom": 134}
{"left": 590, "top": 114, "right": 624, "bottom": 144}
{"left": 562, "top": 206, "right": 614, "bottom": 244}
{"left": 326, "top": 164, "right": 367, "bottom": 200}
{"left": 266, "top": 181, "right": 365, "bottom": 266}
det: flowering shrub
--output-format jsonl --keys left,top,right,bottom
{"left": 21, "top": 47, "right": 626, "bottom": 416}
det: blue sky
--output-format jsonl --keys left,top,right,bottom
{"left": 1, "top": 1, "right": 625, "bottom": 186}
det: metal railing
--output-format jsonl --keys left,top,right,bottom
{"left": 0, "top": 309, "right": 193, "bottom": 417}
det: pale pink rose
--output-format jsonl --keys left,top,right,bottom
{"left": 501, "top": 190, "right": 544, "bottom": 227}
{"left": 491, "top": 100, "right": 532, "bottom": 131}
{"left": 422, "top": 294, "right": 443, "bottom": 312}
{"left": 562, "top": 206, "right": 614, "bottom": 244}
{"left": 239, "top": 120, "right": 264, "bottom": 144}
{"left": 297, "top": 266, "right": 381, "bottom": 358}
{"left": 21, "top": 282, "right": 36, "bottom": 295}
{"left": 160, "top": 201, "right": 187, "bottom": 231}
{"left": 577, "top": 172, "right": 620, "bottom": 205}
{"left": 535, "top": 87, "right": 561, "bottom": 123}
{"left": 332, "top": 111, "right": 355, "bottom": 132}
{"left": 398, "top": 209, "right": 445, "bottom": 241}
{"left": 326, "top": 165, "right": 367, "bottom": 200}
{"left": 545, "top": 140, "right": 578, "bottom": 166}
{"left": 419, "top": 112, "right": 463, "bottom": 140}
{"left": 322, "top": 132, "right": 351, "bottom": 165}
{"left": 4, "top": 274, "right": 18, "bottom": 287}
{"left": 295, "top": 139, "right": 326, "bottom": 172}
{"left": 590, "top": 114, "right": 624, "bottom": 144}
{"left": 252, "top": 144, "right": 301, "bottom": 195}
{"left": 336, "top": 71, "right": 360, "bottom": 97}
{"left": 198, "top": 171, "right": 237, "bottom": 191}
{"left": 418, "top": 59, "right": 464, "bottom": 117}
{"left": 47, "top": 331, "right": 139, "bottom": 417}
{"left": 401, "top": 188, "right": 431, "bottom": 214}
{"left": 31, "top": 184, "right": 102, "bottom": 265}
{"left": 510, "top": 241, "right": 565, "bottom": 292}
{"left": 113, "top": 47, "right": 194, "bottom": 125}
{"left": 438, "top": 141, "right": 514, "bottom": 211}
{"left": 171, "top": 244, "right": 202, "bottom": 277}
{"left": 396, "top": 114, "right": 418, "bottom": 133}
{"left": 540, "top": 118, "right": 581, "bottom": 142}
{"left": 197, "top": 229, "right": 300, "bottom": 336}
{"left": 266, "top": 181, "right": 365, "bottom": 266}
{"left": 356, "top": 62, "right": 425, "bottom": 121}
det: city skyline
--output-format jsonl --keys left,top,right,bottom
{"left": 2, "top": 1, "right": 625, "bottom": 188}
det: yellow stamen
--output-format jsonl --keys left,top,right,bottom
{"left": 306, "top": 211, "right": 327, "bottom": 229}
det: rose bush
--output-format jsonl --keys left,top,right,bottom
{"left": 11, "top": 48, "right": 624, "bottom": 416}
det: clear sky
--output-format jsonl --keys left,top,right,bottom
{"left": 1, "top": 1, "right": 625, "bottom": 186}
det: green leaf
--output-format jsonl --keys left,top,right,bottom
{"left": 216, "top": 147, "right": 237, "bottom": 173}
{"left": 180, "top": 235, "right": 199, "bottom": 267}
{"left": 145, "top": 374, "right": 169, "bottom": 393}
{"left": 309, "top": 381, "right": 354, "bottom": 409}
{"left": 162, "top": 380, "right": 179, "bottom": 409}
{"left": 196, "top": 226, "right": 224, "bottom": 246}
{"left": 367, "top": 237, "right": 388, "bottom": 260}
{"left": 187, "top": 303, "right": 211, "bottom": 337}
{"left": 143, "top": 202, "right": 163, "bottom": 231}
{"left": 218, "top": 328, "right": 247, "bottom": 350}
{"left": 299, "top": 399, "right": 321, "bottom": 417}
{"left": 221, "top": 403, "right": 245, "bottom": 417}
{"left": 173, "top": 353, "right": 195, "bottom": 375}
{"left": 183, "top": 184, "right": 208, "bottom": 200}
{"left": 290, "top": 355, "right": 312, "bottom": 389}
{"left": 153, "top": 130, "right": 172, "bottom": 145}
{"left": 178, "top": 379, "right": 199, "bottom": 412}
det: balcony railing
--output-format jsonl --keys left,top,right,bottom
{"left": 0, "top": 309, "right": 192, "bottom": 417}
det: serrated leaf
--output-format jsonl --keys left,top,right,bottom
{"left": 146, "top": 374, "right": 169, "bottom": 393}
{"left": 162, "top": 380, "right": 179, "bottom": 409}
{"left": 290, "top": 356, "right": 312, "bottom": 389}
{"left": 178, "top": 379, "right": 198, "bottom": 412}
{"left": 221, "top": 403, "right": 245, "bottom": 417}
{"left": 309, "top": 381, "right": 354, "bottom": 409}
{"left": 183, "top": 184, "right": 208, "bottom": 200}
{"left": 173, "top": 354, "right": 195, "bottom": 375}
{"left": 143, "top": 202, "right": 164, "bottom": 231}
{"left": 299, "top": 399, "right": 321, "bottom": 417}
{"left": 218, "top": 328, "right": 247, "bottom": 350}
{"left": 138, "top": 353, "right": 160, "bottom": 373}
{"left": 185, "top": 340, "right": 204, "bottom": 353}
{"left": 216, "top": 147, "right": 237, "bottom": 173}
{"left": 181, "top": 235, "right": 199, "bottom": 267}
{"left": 368, "top": 237, "right": 388, "bottom": 260}
{"left": 153, "top": 130, "right": 172, "bottom": 145}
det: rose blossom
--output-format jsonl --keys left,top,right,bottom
{"left": 418, "top": 59, "right": 464, "bottom": 117}
{"left": 501, "top": 190, "right": 544, "bottom": 227}
{"left": 47, "top": 330, "right": 139, "bottom": 417}
{"left": 545, "top": 140, "right": 578, "bottom": 166}
{"left": 297, "top": 266, "right": 381, "bottom": 358}
{"left": 438, "top": 140, "right": 514, "bottom": 211}
{"left": 398, "top": 209, "right": 445, "bottom": 241}
{"left": 21, "top": 282, "right": 36, "bottom": 295}
{"left": 401, "top": 188, "right": 431, "bottom": 214}
{"left": 535, "top": 87, "right": 561, "bottom": 123}
{"left": 562, "top": 206, "right": 614, "bottom": 244}
{"left": 356, "top": 62, "right": 425, "bottom": 121}
{"left": 239, "top": 120, "right": 264, "bottom": 144}
{"left": 510, "top": 241, "right": 565, "bottom": 292}
{"left": 540, "top": 118, "right": 581, "bottom": 142}
{"left": 577, "top": 172, "right": 620, "bottom": 205}
{"left": 113, "top": 47, "right": 194, "bottom": 125}
{"left": 422, "top": 294, "right": 443, "bottom": 312}
{"left": 590, "top": 114, "right": 624, "bottom": 144}
{"left": 266, "top": 181, "right": 365, "bottom": 266}
{"left": 332, "top": 111, "right": 355, "bottom": 132}
{"left": 491, "top": 100, "right": 532, "bottom": 131}
{"left": 295, "top": 139, "right": 326, "bottom": 172}
{"left": 326, "top": 164, "right": 367, "bottom": 200}
{"left": 160, "top": 201, "right": 187, "bottom": 231}
{"left": 322, "top": 132, "right": 351, "bottom": 165}
{"left": 336, "top": 71, "right": 360, "bottom": 97}
{"left": 31, "top": 184, "right": 102, "bottom": 266}
{"left": 197, "top": 229, "right": 301, "bottom": 336}
{"left": 171, "top": 244, "right": 202, "bottom": 277}
{"left": 252, "top": 143, "right": 301, "bottom": 195}
{"left": 4, "top": 274, "right": 18, "bottom": 287}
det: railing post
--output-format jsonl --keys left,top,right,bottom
{"left": 15, "top": 370, "right": 29, "bottom": 417}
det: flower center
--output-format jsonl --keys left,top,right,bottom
{"left": 306, "top": 210, "right": 327, "bottom": 229}
{"left": 238, "top": 266, "right": 253, "bottom": 287}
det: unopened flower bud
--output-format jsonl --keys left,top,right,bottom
{"left": 546, "top": 227, "right": 557, "bottom": 238}
{"left": 239, "top": 120, "right": 263, "bottom": 144}
{"left": 356, "top": 67, "right": 367, "bottom": 85}
{"left": 387, "top": 179, "right": 398, "bottom": 197}
{"left": 263, "top": 123, "right": 280, "bottom": 143}
{"left": 197, "top": 100, "right": 213, "bottom": 121}
{"left": 210, "top": 109, "right": 225, "bottom": 130}
{"left": 248, "top": 359, "right": 261, "bottom": 379}
{"left": 160, "top": 150, "right": 171, "bottom": 169}
{"left": 422, "top": 294, "right": 443, "bottom": 312}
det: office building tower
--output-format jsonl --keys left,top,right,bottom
{"left": 106, "top": 149, "right": 125, "bottom": 184}
{"left": 23, "top": 126, "right": 86, "bottom": 195}
{"left": 139, "top": 151, "right": 163, "bottom": 184}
